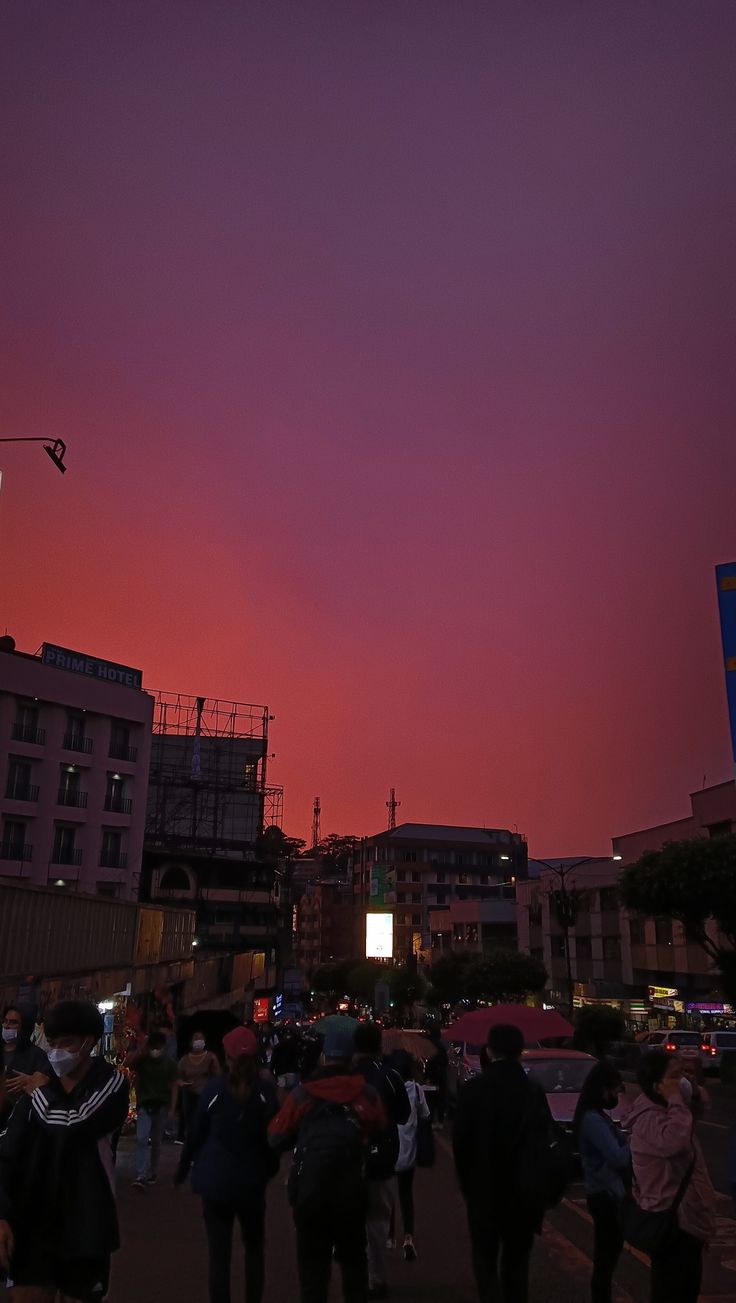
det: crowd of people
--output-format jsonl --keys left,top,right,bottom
{"left": 0, "top": 998, "right": 734, "bottom": 1303}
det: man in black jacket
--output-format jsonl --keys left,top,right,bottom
{"left": 452, "top": 1023, "right": 552, "bottom": 1303}
{"left": 0, "top": 1000, "right": 129, "bottom": 1301}
{"left": 353, "top": 1023, "right": 411, "bottom": 1300}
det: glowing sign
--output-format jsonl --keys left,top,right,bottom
{"left": 366, "top": 912, "right": 393, "bottom": 959}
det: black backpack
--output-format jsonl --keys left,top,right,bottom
{"left": 513, "top": 1099, "right": 574, "bottom": 1213}
{"left": 289, "top": 1097, "right": 365, "bottom": 1217}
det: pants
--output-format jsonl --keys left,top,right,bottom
{"left": 587, "top": 1193, "right": 623, "bottom": 1303}
{"left": 650, "top": 1229, "right": 704, "bottom": 1303}
{"left": 178, "top": 1088, "right": 200, "bottom": 1141}
{"left": 135, "top": 1106, "right": 167, "bottom": 1180}
{"left": 396, "top": 1168, "right": 415, "bottom": 1237}
{"left": 366, "top": 1179, "right": 393, "bottom": 1287}
{"left": 295, "top": 1210, "right": 367, "bottom": 1303}
{"left": 467, "top": 1209, "right": 535, "bottom": 1303}
{"left": 202, "top": 1198, "right": 265, "bottom": 1303}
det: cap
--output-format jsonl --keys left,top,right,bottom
{"left": 223, "top": 1026, "right": 258, "bottom": 1059}
{"left": 323, "top": 1021, "right": 356, "bottom": 1061}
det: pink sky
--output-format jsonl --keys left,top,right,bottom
{"left": 2, "top": 2, "right": 735, "bottom": 851}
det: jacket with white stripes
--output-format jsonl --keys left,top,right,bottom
{"left": 0, "top": 1057, "right": 129, "bottom": 1260}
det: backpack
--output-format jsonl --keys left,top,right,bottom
{"left": 289, "top": 1097, "right": 365, "bottom": 1217}
{"left": 513, "top": 1093, "right": 574, "bottom": 1213}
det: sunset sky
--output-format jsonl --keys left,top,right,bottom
{"left": 2, "top": 2, "right": 735, "bottom": 852}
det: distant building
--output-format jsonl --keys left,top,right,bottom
{"left": 0, "top": 636, "right": 152, "bottom": 898}
{"left": 296, "top": 878, "right": 355, "bottom": 971}
{"left": 353, "top": 822, "right": 528, "bottom": 963}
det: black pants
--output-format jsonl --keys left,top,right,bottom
{"left": 650, "top": 1229, "right": 704, "bottom": 1303}
{"left": 468, "top": 1209, "right": 536, "bottom": 1303}
{"left": 396, "top": 1168, "right": 415, "bottom": 1236}
{"left": 587, "top": 1192, "right": 623, "bottom": 1303}
{"left": 295, "top": 1210, "right": 367, "bottom": 1303}
{"left": 178, "top": 1087, "right": 200, "bottom": 1141}
{"left": 202, "top": 1197, "right": 266, "bottom": 1303}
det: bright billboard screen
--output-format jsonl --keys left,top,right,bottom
{"left": 366, "top": 912, "right": 393, "bottom": 959}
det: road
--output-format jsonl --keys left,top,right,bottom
{"left": 109, "top": 1090, "right": 735, "bottom": 1303}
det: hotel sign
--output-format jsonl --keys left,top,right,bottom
{"left": 42, "top": 642, "right": 143, "bottom": 689}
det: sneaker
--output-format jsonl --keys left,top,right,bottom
{"left": 144, "top": 1174, "right": 158, "bottom": 1185}
{"left": 403, "top": 1236, "right": 417, "bottom": 1262}
{"left": 174, "top": 1139, "right": 184, "bottom": 1146}
{"left": 132, "top": 1179, "right": 146, "bottom": 1192}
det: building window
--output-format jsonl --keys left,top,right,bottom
{"left": 64, "top": 713, "right": 92, "bottom": 753}
{"left": 456, "top": 854, "right": 464, "bottom": 867}
{"left": 100, "top": 829, "right": 125, "bottom": 869}
{"left": 435, "top": 871, "right": 446, "bottom": 884}
{"left": 58, "top": 765, "right": 87, "bottom": 808}
{"left": 436, "top": 892, "right": 446, "bottom": 905}
{"left": 396, "top": 870, "right": 406, "bottom": 882}
{"left": 403, "top": 851, "right": 417, "bottom": 864}
{"left": 411, "top": 871, "right": 420, "bottom": 882}
{"left": 551, "top": 935, "right": 566, "bottom": 958}
{"left": 12, "top": 703, "right": 45, "bottom": 746}
{"left": 1, "top": 820, "right": 28, "bottom": 859}
{"left": 105, "top": 773, "right": 131, "bottom": 814}
{"left": 5, "top": 758, "right": 36, "bottom": 801}
{"left": 479, "top": 873, "right": 489, "bottom": 885}
{"left": 628, "top": 915, "right": 646, "bottom": 945}
{"left": 243, "top": 760, "right": 258, "bottom": 792}
{"left": 576, "top": 935, "right": 592, "bottom": 960}
{"left": 52, "top": 825, "right": 81, "bottom": 866}
{"left": 708, "top": 820, "right": 733, "bottom": 838}
{"left": 109, "top": 722, "right": 136, "bottom": 762}
{"left": 412, "top": 893, "right": 421, "bottom": 903}
{"left": 412, "top": 913, "right": 421, "bottom": 926}
{"left": 599, "top": 886, "right": 619, "bottom": 911}
{"left": 529, "top": 904, "right": 542, "bottom": 927}
{"left": 458, "top": 873, "right": 468, "bottom": 885}
{"left": 654, "top": 917, "right": 672, "bottom": 946}
{"left": 603, "top": 936, "right": 621, "bottom": 961}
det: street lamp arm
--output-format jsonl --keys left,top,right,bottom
{"left": 0, "top": 436, "right": 67, "bottom": 473}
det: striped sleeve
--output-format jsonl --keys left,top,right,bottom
{"left": 31, "top": 1069, "right": 129, "bottom": 1138}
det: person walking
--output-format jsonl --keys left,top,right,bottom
{"left": 627, "top": 1050, "right": 715, "bottom": 1303}
{"left": 453, "top": 1023, "right": 555, "bottom": 1303}
{"left": 177, "top": 1028, "right": 220, "bottom": 1142}
{"left": 389, "top": 1050, "right": 430, "bottom": 1263}
{"left": 0, "top": 999, "right": 129, "bottom": 1301}
{"left": 572, "top": 1062, "right": 630, "bottom": 1303}
{"left": 353, "top": 1023, "right": 411, "bottom": 1300}
{"left": 126, "top": 1029, "right": 179, "bottom": 1190}
{"left": 175, "top": 1026, "right": 277, "bottom": 1303}
{"left": 269, "top": 1021, "right": 386, "bottom": 1303}
{"left": 1, "top": 1005, "right": 50, "bottom": 1129}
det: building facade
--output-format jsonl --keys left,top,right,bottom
{"left": 353, "top": 822, "right": 527, "bottom": 962}
{"left": 296, "top": 878, "right": 355, "bottom": 971}
{"left": 0, "top": 637, "right": 152, "bottom": 898}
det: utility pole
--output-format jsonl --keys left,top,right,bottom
{"left": 386, "top": 787, "right": 400, "bottom": 830}
{"left": 311, "top": 796, "right": 321, "bottom": 852}
{"left": 536, "top": 856, "right": 619, "bottom": 1020}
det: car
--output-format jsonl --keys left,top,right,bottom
{"left": 658, "top": 1030, "right": 706, "bottom": 1068}
{"left": 521, "top": 1049, "right": 622, "bottom": 1135}
{"left": 700, "top": 1029, "right": 736, "bottom": 1072}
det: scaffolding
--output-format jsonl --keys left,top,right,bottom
{"left": 264, "top": 786, "right": 284, "bottom": 830}
{"left": 146, "top": 691, "right": 272, "bottom": 856}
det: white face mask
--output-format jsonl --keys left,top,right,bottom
{"left": 48, "top": 1041, "right": 90, "bottom": 1078}
{"left": 679, "top": 1077, "right": 693, "bottom": 1103}
{"left": 192, "top": 1040, "right": 206, "bottom": 1052}
{"left": 150, "top": 1049, "right": 163, "bottom": 1060}
{"left": 2, "top": 1028, "right": 18, "bottom": 1044}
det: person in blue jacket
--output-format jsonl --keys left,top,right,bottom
{"left": 572, "top": 1061, "right": 630, "bottom": 1303}
{"left": 175, "top": 1025, "right": 279, "bottom": 1303}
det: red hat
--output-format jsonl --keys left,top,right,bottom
{"left": 223, "top": 1026, "right": 258, "bottom": 1059}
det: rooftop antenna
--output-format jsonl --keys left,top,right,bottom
{"left": 311, "top": 796, "right": 321, "bottom": 851}
{"left": 386, "top": 787, "right": 400, "bottom": 830}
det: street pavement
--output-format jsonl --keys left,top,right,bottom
{"left": 109, "top": 1095, "right": 736, "bottom": 1303}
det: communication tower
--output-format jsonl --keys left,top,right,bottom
{"left": 311, "top": 796, "right": 322, "bottom": 850}
{"left": 386, "top": 787, "right": 400, "bottom": 830}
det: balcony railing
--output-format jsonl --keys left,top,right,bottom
{"left": 104, "top": 796, "right": 132, "bottom": 814}
{"left": 51, "top": 847, "right": 83, "bottom": 866}
{"left": 0, "top": 843, "right": 33, "bottom": 862}
{"left": 109, "top": 743, "right": 137, "bottom": 762}
{"left": 5, "top": 783, "right": 40, "bottom": 802}
{"left": 99, "top": 850, "right": 128, "bottom": 869}
{"left": 63, "top": 732, "right": 93, "bottom": 754}
{"left": 57, "top": 789, "right": 88, "bottom": 808}
{"left": 11, "top": 723, "right": 45, "bottom": 745}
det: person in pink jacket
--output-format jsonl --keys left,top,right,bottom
{"left": 628, "top": 1049, "right": 716, "bottom": 1303}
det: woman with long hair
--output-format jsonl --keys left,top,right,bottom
{"left": 388, "top": 1049, "right": 430, "bottom": 1263}
{"left": 175, "top": 1026, "right": 279, "bottom": 1303}
{"left": 627, "top": 1049, "right": 715, "bottom": 1303}
{"left": 572, "top": 1061, "right": 629, "bottom": 1303}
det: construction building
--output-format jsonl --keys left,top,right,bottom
{"left": 139, "top": 692, "right": 285, "bottom": 990}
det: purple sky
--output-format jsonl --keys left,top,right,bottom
{"left": 2, "top": 2, "right": 735, "bottom": 850}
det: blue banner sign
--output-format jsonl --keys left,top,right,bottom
{"left": 716, "top": 562, "right": 736, "bottom": 762}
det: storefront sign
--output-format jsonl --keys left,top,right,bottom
{"left": 253, "top": 997, "right": 271, "bottom": 1023}
{"left": 648, "top": 985, "right": 678, "bottom": 1000}
{"left": 685, "top": 1002, "right": 733, "bottom": 1015}
{"left": 42, "top": 642, "right": 143, "bottom": 689}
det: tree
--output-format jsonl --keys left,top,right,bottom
{"left": 573, "top": 1004, "right": 626, "bottom": 1058}
{"left": 620, "top": 836, "right": 736, "bottom": 1004}
{"left": 463, "top": 950, "right": 548, "bottom": 1005}
{"left": 311, "top": 834, "right": 357, "bottom": 875}
{"left": 429, "top": 952, "right": 474, "bottom": 1005}
{"left": 256, "top": 825, "right": 306, "bottom": 863}
{"left": 389, "top": 965, "right": 427, "bottom": 1015}
{"left": 310, "top": 961, "right": 354, "bottom": 995}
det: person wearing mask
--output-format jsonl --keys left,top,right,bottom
{"left": 269, "top": 1021, "right": 386, "bottom": 1303}
{"left": 126, "top": 1030, "right": 179, "bottom": 1190}
{"left": 353, "top": 1023, "right": 411, "bottom": 1300}
{"left": 177, "top": 1028, "right": 220, "bottom": 1142}
{"left": 175, "top": 1026, "right": 278, "bottom": 1303}
{"left": 389, "top": 1050, "right": 430, "bottom": 1263}
{"left": 0, "top": 999, "right": 128, "bottom": 1301}
{"left": 453, "top": 1023, "right": 554, "bottom": 1303}
{"left": 627, "top": 1050, "right": 716, "bottom": 1303}
{"left": 572, "top": 1062, "right": 630, "bottom": 1303}
{"left": 1, "top": 1005, "right": 50, "bottom": 1126}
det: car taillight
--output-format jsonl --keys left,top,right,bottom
{"left": 664, "top": 1043, "right": 676, "bottom": 1052}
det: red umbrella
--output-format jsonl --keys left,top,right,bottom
{"left": 443, "top": 1004, "right": 572, "bottom": 1045}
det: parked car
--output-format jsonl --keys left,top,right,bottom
{"left": 701, "top": 1030, "right": 736, "bottom": 1072}
{"left": 522, "top": 1049, "right": 623, "bottom": 1134}
{"left": 639, "top": 1029, "right": 705, "bottom": 1067}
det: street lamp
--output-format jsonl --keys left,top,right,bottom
{"left": 534, "top": 856, "right": 620, "bottom": 1019}
{"left": 0, "top": 436, "right": 67, "bottom": 473}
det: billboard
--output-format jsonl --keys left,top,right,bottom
{"left": 716, "top": 562, "right": 736, "bottom": 762}
{"left": 366, "top": 912, "right": 393, "bottom": 959}
{"left": 42, "top": 642, "right": 143, "bottom": 689}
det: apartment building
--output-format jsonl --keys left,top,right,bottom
{"left": 0, "top": 637, "right": 152, "bottom": 898}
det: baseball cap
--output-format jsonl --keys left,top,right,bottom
{"left": 223, "top": 1026, "right": 258, "bottom": 1059}
{"left": 323, "top": 1021, "right": 356, "bottom": 1061}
